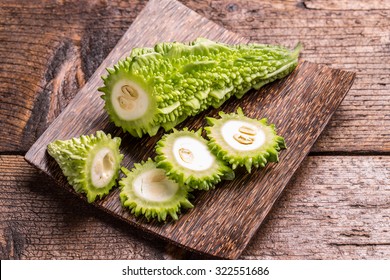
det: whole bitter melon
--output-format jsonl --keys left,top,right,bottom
{"left": 119, "top": 158, "right": 193, "bottom": 222}
{"left": 155, "top": 128, "right": 234, "bottom": 190}
{"left": 205, "top": 108, "right": 286, "bottom": 173}
{"left": 47, "top": 131, "right": 123, "bottom": 203}
{"left": 99, "top": 38, "right": 301, "bottom": 137}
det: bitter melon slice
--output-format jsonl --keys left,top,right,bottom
{"left": 47, "top": 131, "right": 123, "bottom": 203}
{"left": 155, "top": 129, "right": 234, "bottom": 191}
{"left": 119, "top": 159, "right": 193, "bottom": 222}
{"left": 205, "top": 108, "right": 286, "bottom": 173}
{"left": 99, "top": 38, "right": 301, "bottom": 137}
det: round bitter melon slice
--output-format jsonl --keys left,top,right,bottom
{"left": 155, "top": 129, "right": 234, "bottom": 191}
{"left": 119, "top": 159, "right": 193, "bottom": 222}
{"left": 47, "top": 131, "right": 123, "bottom": 203}
{"left": 205, "top": 108, "right": 286, "bottom": 173}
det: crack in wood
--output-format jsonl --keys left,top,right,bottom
{"left": 340, "top": 233, "right": 371, "bottom": 238}
{"left": 329, "top": 243, "right": 390, "bottom": 247}
{"left": 21, "top": 39, "right": 85, "bottom": 149}
{"left": 0, "top": 222, "right": 25, "bottom": 260}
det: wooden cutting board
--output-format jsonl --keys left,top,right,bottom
{"left": 25, "top": 0, "right": 355, "bottom": 259}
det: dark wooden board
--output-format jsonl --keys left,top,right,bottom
{"left": 25, "top": 0, "right": 355, "bottom": 259}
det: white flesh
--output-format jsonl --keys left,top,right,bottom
{"left": 172, "top": 136, "right": 215, "bottom": 171}
{"left": 91, "top": 148, "right": 116, "bottom": 188}
{"left": 133, "top": 169, "right": 178, "bottom": 202}
{"left": 221, "top": 120, "right": 265, "bottom": 151}
{"left": 111, "top": 80, "right": 149, "bottom": 121}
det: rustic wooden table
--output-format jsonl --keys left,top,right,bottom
{"left": 1, "top": 0, "right": 389, "bottom": 260}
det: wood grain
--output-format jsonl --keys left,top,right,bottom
{"left": 303, "top": 0, "right": 390, "bottom": 10}
{"left": 2, "top": 155, "right": 389, "bottom": 259}
{"left": 243, "top": 154, "right": 390, "bottom": 259}
{"left": 0, "top": 0, "right": 389, "bottom": 153}
{"left": 24, "top": 0, "right": 355, "bottom": 259}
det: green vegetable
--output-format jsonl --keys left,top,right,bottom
{"left": 155, "top": 128, "right": 234, "bottom": 191}
{"left": 47, "top": 131, "right": 123, "bottom": 203}
{"left": 119, "top": 158, "right": 193, "bottom": 222}
{"left": 99, "top": 38, "right": 301, "bottom": 137}
{"left": 205, "top": 108, "right": 286, "bottom": 173}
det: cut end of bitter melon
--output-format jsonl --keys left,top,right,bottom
{"left": 205, "top": 108, "right": 286, "bottom": 173}
{"left": 99, "top": 62, "right": 159, "bottom": 138}
{"left": 47, "top": 131, "right": 123, "bottom": 203}
{"left": 119, "top": 159, "right": 193, "bottom": 222}
{"left": 155, "top": 129, "right": 234, "bottom": 191}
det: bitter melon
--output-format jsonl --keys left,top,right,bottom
{"left": 47, "top": 131, "right": 123, "bottom": 203}
{"left": 155, "top": 129, "right": 234, "bottom": 191}
{"left": 99, "top": 38, "right": 301, "bottom": 137}
{"left": 119, "top": 159, "right": 193, "bottom": 222}
{"left": 205, "top": 108, "right": 286, "bottom": 173}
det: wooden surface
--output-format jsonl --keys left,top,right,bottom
{"left": 1, "top": 0, "right": 389, "bottom": 259}
{"left": 24, "top": 0, "right": 355, "bottom": 259}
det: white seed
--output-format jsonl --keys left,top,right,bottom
{"left": 121, "top": 85, "right": 138, "bottom": 99}
{"left": 118, "top": 96, "right": 134, "bottom": 110}
{"left": 179, "top": 148, "right": 194, "bottom": 163}
{"left": 233, "top": 133, "right": 254, "bottom": 145}
{"left": 239, "top": 125, "right": 257, "bottom": 136}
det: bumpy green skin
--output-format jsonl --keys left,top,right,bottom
{"left": 155, "top": 129, "right": 234, "bottom": 191}
{"left": 119, "top": 159, "right": 193, "bottom": 222}
{"left": 205, "top": 108, "right": 286, "bottom": 173}
{"left": 99, "top": 38, "right": 302, "bottom": 137}
{"left": 47, "top": 131, "right": 123, "bottom": 203}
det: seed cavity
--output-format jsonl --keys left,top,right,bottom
{"left": 179, "top": 148, "right": 194, "bottom": 163}
{"left": 239, "top": 125, "right": 257, "bottom": 136}
{"left": 233, "top": 133, "right": 254, "bottom": 145}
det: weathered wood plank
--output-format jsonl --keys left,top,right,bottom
{"left": 1, "top": 155, "right": 389, "bottom": 259}
{"left": 242, "top": 155, "right": 390, "bottom": 259}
